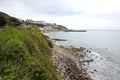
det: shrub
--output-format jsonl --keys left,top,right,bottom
{"left": 0, "top": 15, "right": 6, "bottom": 27}
{"left": 6, "top": 17, "right": 21, "bottom": 27}
{"left": 0, "top": 28, "right": 60, "bottom": 80}
{"left": 1, "top": 39, "right": 26, "bottom": 61}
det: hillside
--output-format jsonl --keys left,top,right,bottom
{"left": 0, "top": 12, "right": 21, "bottom": 28}
{"left": 52, "top": 25, "right": 67, "bottom": 30}
{"left": 0, "top": 27, "right": 60, "bottom": 80}
{"left": 0, "top": 12, "right": 10, "bottom": 17}
{"left": 26, "top": 19, "right": 68, "bottom": 31}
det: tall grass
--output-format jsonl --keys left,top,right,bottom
{"left": 0, "top": 27, "right": 60, "bottom": 80}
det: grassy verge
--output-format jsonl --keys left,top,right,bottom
{"left": 0, "top": 27, "right": 60, "bottom": 80}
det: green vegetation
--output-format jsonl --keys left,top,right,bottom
{"left": 0, "top": 15, "right": 6, "bottom": 27}
{"left": 56, "top": 25, "right": 67, "bottom": 30}
{"left": 36, "top": 24, "right": 45, "bottom": 27}
{"left": 6, "top": 17, "right": 21, "bottom": 27}
{"left": 0, "top": 27, "right": 60, "bottom": 80}
{"left": 0, "top": 12, "right": 21, "bottom": 28}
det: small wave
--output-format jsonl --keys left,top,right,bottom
{"left": 83, "top": 50, "right": 120, "bottom": 80}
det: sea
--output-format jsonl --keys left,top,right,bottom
{"left": 46, "top": 30, "right": 120, "bottom": 80}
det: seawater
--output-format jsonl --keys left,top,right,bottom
{"left": 46, "top": 30, "right": 120, "bottom": 80}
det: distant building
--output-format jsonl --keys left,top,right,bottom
{"left": 39, "top": 27, "right": 46, "bottom": 32}
{"left": 32, "top": 21, "right": 46, "bottom": 25}
{"left": 26, "top": 19, "right": 33, "bottom": 23}
{"left": 26, "top": 19, "right": 46, "bottom": 25}
{"left": 44, "top": 26, "right": 53, "bottom": 30}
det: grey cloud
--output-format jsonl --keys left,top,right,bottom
{"left": 95, "top": 12, "right": 120, "bottom": 23}
{"left": 106, "top": 13, "right": 120, "bottom": 21}
{"left": 0, "top": 0, "right": 81, "bottom": 16}
{"left": 24, "top": 0, "right": 81, "bottom": 16}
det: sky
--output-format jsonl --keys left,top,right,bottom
{"left": 0, "top": 0, "right": 120, "bottom": 29}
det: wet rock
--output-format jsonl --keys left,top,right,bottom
{"left": 52, "top": 45, "right": 92, "bottom": 80}
{"left": 91, "top": 71, "right": 94, "bottom": 74}
{"left": 94, "top": 69, "right": 97, "bottom": 72}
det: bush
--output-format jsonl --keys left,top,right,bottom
{"left": 0, "top": 28, "right": 60, "bottom": 80}
{"left": 0, "top": 15, "right": 6, "bottom": 27}
{"left": 1, "top": 39, "right": 26, "bottom": 61}
{"left": 6, "top": 17, "right": 21, "bottom": 27}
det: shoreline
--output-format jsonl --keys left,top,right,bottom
{"left": 41, "top": 30, "right": 63, "bottom": 34}
{"left": 45, "top": 32, "right": 94, "bottom": 80}
{"left": 51, "top": 44, "right": 119, "bottom": 80}
{"left": 52, "top": 44, "right": 93, "bottom": 80}
{"left": 46, "top": 31, "right": 120, "bottom": 80}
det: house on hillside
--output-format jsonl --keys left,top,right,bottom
{"left": 39, "top": 27, "right": 46, "bottom": 33}
{"left": 33, "top": 21, "right": 46, "bottom": 25}
{"left": 44, "top": 26, "right": 53, "bottom": 30}
{"left": 26, "top": 19, "right": 46, "bottom": 26}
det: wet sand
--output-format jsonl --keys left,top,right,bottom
{"left": 41, "top": 30, "right": 63, "bottom": 34}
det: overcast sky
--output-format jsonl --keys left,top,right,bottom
{"left": 0, "top": 0, "right": 120, "bottom": 29}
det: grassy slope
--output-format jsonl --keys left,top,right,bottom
{"left": 0, "top": 27, "right": 60, "bottom": 80}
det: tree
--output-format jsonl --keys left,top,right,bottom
{"left": 0, "top": 16, "right": 6, "bottom": 27}
{"left": 57, "top": 25, "right": 67, "bottom": 30}
{"left": 6, "top": 17, "right": 21, "bottom": 27}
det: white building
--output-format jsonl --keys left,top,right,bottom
{"left": 39, "top": 27, "right": 46, "bottom": 32}
{"left": 33, "top": 21, "right": 46, "bottom": 25}
{"left": 26, "top": 19, "right": 46, "bottom": 25}
{"left": 44, "top": 26, "right": 53, "bottom": 30}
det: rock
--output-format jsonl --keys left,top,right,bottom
{"left": 91, "top": 71, "right": 94, "bottom": 74}
{"left": 52, "top": 45, "right": 92, "bottom": 80}
{"left": 94, "top": 69, "right": 97, "bottom": 72}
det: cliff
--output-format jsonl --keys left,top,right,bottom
{"left": 0, "top": 27, "right": 60, "bottom": 80}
